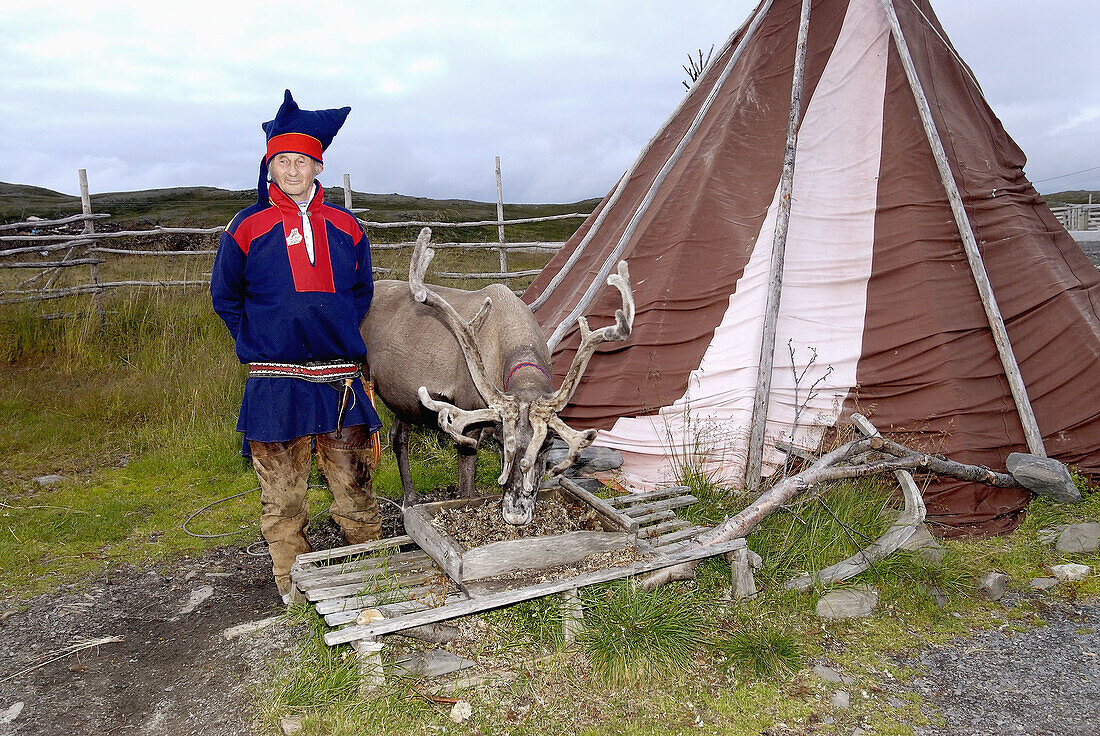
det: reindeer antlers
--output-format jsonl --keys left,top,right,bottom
{"left": 409, "top": 228, "right": 504, "bottom": 408}
{"left": 540, "top": 260, "right": 634, "bottom": 413}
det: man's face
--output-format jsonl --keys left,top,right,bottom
{"left": 269, "top": 153, "right": 321, "bottom": 201}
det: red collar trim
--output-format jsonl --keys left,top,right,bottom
{"left": 504, "top": 362, "right": 551, "bottom": 391}
{"left": 268, "top": 182, "right": 323, "bottom": 213}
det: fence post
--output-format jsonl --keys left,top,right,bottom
{"left": 79, "top": 168, "right": 105, "bottom": 315}
{"left": 495, "top": 156, "right": 507, "bottom": 274}
{"left": 343, "top": 173, "right": 353, "bottom": 210}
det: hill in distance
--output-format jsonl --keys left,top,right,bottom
{"left": 0, "top": 181, "right": 602, "bottom": 244}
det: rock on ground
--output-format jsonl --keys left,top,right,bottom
{"left": 816, "top": 585, "right": 878, "bottom": 619}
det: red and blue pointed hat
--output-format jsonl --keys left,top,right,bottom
{"left": 256, "top": 90, "right": 351, "bottom": 204}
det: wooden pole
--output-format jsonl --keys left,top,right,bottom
{"left": 343, "top": 173, "right": 352, "bottom": 210}
{"left": 529, "top": 0, "right": 774, "bottom": 313}
{"left": 543, "top": 0, "right": 777, "bottom": 346}
{"left": 879, "top": 0, "right": 1045, "bottom": 457}
{"left": 495, "top": 156, "right": 507, "bottom": 274}
{"left": 744, "top": 0, "right": 813, "bottom": 490}
{"left": 79, "top": 169, "right": 105, "bottom": 315}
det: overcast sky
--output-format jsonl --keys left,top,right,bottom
{"left": 4, "top": 1, "right": 1098, "bottom": 203}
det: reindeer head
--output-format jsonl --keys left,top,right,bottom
{"left": 409, "top": 228, "right": 634, "bottom": 525}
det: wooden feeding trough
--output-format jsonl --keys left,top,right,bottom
{"left": 402, "top": 481, "right": 640, "bottom": 584}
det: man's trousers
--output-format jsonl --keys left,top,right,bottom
{"left": 249, "top": 425, "right": 381, "bottom": 596}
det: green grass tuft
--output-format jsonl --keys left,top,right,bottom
{"left": 579, "top": 580, "right": 702, "bottom": 685}
{"left": 711, "top": 625, "right": 805, "bottom": 678}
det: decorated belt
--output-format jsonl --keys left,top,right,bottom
{"left": 247, "top": 361, "right": 362, "bottom": 383}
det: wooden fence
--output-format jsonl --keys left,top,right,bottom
{"left": 1050, "top": 201, "right": 1100, "bottom": 231}
{"left": 0, "top": 165, "right": 588, "bottom": 307}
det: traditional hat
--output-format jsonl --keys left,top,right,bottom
{"left": 256, "top": 90, "right": 351, "bottom": 204}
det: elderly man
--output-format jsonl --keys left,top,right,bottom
{"left": 211, "top": 90, "right": 382, "bottom": 601}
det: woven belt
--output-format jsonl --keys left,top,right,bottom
{"left": 248, "top": 361, "right": 362, "bottom": 383}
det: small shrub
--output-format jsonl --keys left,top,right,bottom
{"left": 579, "top": 580, "right": 702, "bottom": 685}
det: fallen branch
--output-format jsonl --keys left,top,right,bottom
{"left": 639, "top": 415, "right": 1028, "bottom": 588}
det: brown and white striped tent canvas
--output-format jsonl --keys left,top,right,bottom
{"left": 524, "top": 0, "right": 1100, "bottom": 535}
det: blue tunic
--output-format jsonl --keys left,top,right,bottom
{"left": 210, "top": 182, "right": 382, "bottom": 448}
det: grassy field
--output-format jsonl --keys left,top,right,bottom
{"left": 2, "top": 183, "right": 1099, "bottom": 735}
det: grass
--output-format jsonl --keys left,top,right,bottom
{"left": 2, "top": 211, "right": 1100, "bottom": 733}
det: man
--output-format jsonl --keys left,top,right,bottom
{"left": 211, "top": 90, "right": 382, "bottom": 602}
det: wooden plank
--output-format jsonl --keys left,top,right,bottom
{"left": 295, "top": 555, "right": 436, "bottom": 593}
{"left": 628, "top": 509, "right": 677, "bottom": 528}
{"left": 294, "top": 535, "right": 413, "bottom": 564}
{"left": 654, "top": 525, "right": 709, "bottom": 547}
{"left": 461, "top": 531, "right": 632, "bottom": 581}
{"left": 305, "top": 569, "right": 440, "bottom": 603}
{"left": 292, "top": 548, "right": 433, "bottom": 584}
{"left": 638, "top": 518, "right": 692, "bottom": 539}
{"left": 557, "top": 477, "right": 639, "bottom": 534}
{"left": 403, "top": 505, "right": 464, "bottom": 582}
{"left": 606, "top": 486, "right": 691, "bottom": 507}
{"left": 324, "top": 538, "right": 747, "bottom": 645}
{"left": 621, "top": 495, "right": 698, "bottom": 518}
{"left": 315, "top": 582, "right": 456, "bottom": 615}
{"left": 323, "top": 593, "right": 468, "bottom": 626}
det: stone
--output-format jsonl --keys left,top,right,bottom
{"left": 1056, "top": 522, "right": 1100, "bottom": 553}
{"left": 32, "top": 474, "right": 63, "bottom": 487}
{"left": 222, "top": 615, "right": 281, "bottom": 641}
{"left": 978, "top": 572, "right": 1009, "bottom": 601}
{"left": 1005, "top": 453, "right": 1081, "bottom": 503}
{"left": 924, "top": 586, "right": 949, "bottom": 608}
{"left": 1051, "top": 563, "right": 1091, "bottom": 583}
{"left": 816, "top": 585, "right": 878, "bottom": 619}
{"left": 449, "top": 700, "right": 473, "bottom": 723}
{"left": 279, "top": 715, "right": 304, "bottom": 735}
{"left": 392, "top": 649, "right": 476, "bottom": 679}
{"left": 812, "top": 664, "right": 855, "bottom": 685}
{"left": 178, "top": 585, "right": 215, "bottom": 615}
{"left": 1030, "top": 577, "right": 1060, "bottom": 591}
{"left": 0, "top": 702, "right": 24, "bottom": 725}
{"left": 899, "top": 523, "right": 945, "bottom": 564}
{"left": 830, "top": 691, "right": 850, "bottom": 709}
{"left": 747, "top": 549, "right": 764, "bottom": 569}
{"left": 1037, "top": 526, "right": 1066, "bottom": 544}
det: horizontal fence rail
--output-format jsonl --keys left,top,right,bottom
{"left": 1, "top": 167, "right": 588, "bottom": 309}
{"left": 1050, "top": 203, "right": 1100, "bottom": 232}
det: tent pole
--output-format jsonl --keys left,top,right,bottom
{"left": 744, "top": 0, "right": 813, "bottom": 491}
{"left": 544, "top": 0, "right": 776, "bottom": 349}
{"left": 879, "top": 0, "right": 1046, "bottom": 457}
{"left": 531, "top": 0, "right": 772, "bottom": 316}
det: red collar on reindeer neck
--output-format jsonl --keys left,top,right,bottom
{"left": 503, "top": 362, "right": 551, "bottom": 391}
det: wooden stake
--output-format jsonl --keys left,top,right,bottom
{"left": 745, "top": 0, "right": 813, "bottom": 490}
{"left": 879, "top": 0, "right": 1045, "bottom": 457}
{"left": 343, "top": 173, "right": 352, "bottom": 210}
{"left": 495, "top": 156, "right": 507, "bottom": 274}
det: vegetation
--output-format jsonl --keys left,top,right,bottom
{"left": 1, "top": 183, "right": 1099, "bottom": 734}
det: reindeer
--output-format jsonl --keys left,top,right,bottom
{"left": 359, "top": 228, "right": 633, "bottom": 525}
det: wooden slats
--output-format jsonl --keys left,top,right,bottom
{"left": 295, "top": 535, "right": 414, "bottom": 564}
{"left": 325, "top": 538, "right": 747, "bottom": 644}
{"left": 323, "top": 593, "right": 468, "bottom": 626}
{"left": 606, "top": 486, "right": 692, "bottom": 506}
{"left": 621, "top": 494, "right": 698, "bottom": 517}
{"left": 638, "top": 518, "right": 692, "bottom": 539}
{"left": 294, "top": 550, "right": 434, "bottom": 590}
{"left": 305, "top": 569, "right": 441, "bottom": 603}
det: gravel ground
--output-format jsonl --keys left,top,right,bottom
{"left": 898, "top": 598, "right": 1100, "bottom": 736}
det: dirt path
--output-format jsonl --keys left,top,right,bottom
{"left": 0, "top": 544, "right": 288, "bottom": 736}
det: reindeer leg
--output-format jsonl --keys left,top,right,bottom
{"left": 457, "top": 441, "right": 478, "bottom": 498}
{"left": 390, "top": 419, "right": 417, "bottom": 507}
